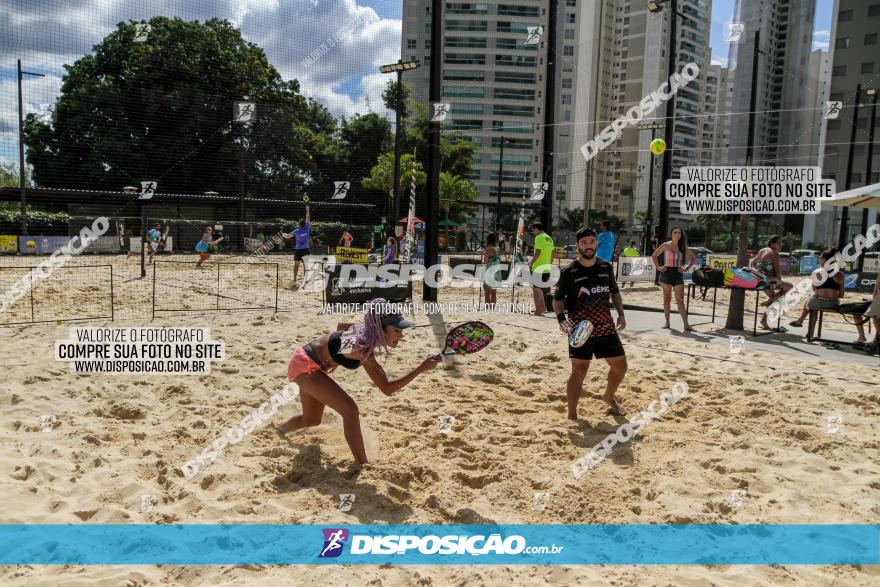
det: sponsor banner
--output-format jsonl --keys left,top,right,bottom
{"left": 706, "top": 254, "right": 737, "bottom": 272}
{"left": 324, "top": 263, "right": 411, "bottom": 304}
{"left": 858, "top": 273, "right": 878, "bottom": 292}
{"left": 617, "top": 256, "right": 656, "bottom": 282}
{"left": 19, "top": 236, "right": 70, "bottom": 254}
{"left": 129, "top": 237, "right": 173, "bottom": 253}
{"left": 799, "top": 256, "right": 819, "bottom": 275}
{"left": 0, "top": 236, "right": 17, "bottom": 253}
{"left": 0, "top": 524, "right": 876, "bottom": 565}
{"left": 243, "top": 237, "right": 262, "bottom": 253}
{"left": 336, "top": 246, "right": 369, "bottom": 264}
{"left": 82, "top": 235, "right": 120, "bottom": 253}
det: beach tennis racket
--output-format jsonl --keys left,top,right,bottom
{"left": 568, "top": 319, "right": 593, "bottom": 348}
{"left": 431, "top": 321, "right": 494, "bottom": 359}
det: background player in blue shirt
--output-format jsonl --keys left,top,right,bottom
{"left": 146, "top": 223, "right": 162, "bottom": 263}
{"left": 282, "top": 204, "right": 311, "bottom": 287}
{"left": 596, "top": 221, "right": 615, "bottom": 263}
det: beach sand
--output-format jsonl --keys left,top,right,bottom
{"left": 1, "top": 254, "right": 879, "bottom": 585}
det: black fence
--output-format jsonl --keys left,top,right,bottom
{"left": 152, "top": 260, "right": 280, "bottom": 317}
{"left": 0, "top": 264, "right": 114, "bottom": 325}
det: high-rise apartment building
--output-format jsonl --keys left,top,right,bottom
{"left": 725, "top": 0, "right": 816, "bottom": 236}
{"left": 400, "top": 0, "right": 715, "bottom": 231}
{"left": 805, "top": 0, "right": 880, "bottom": 247}
{"left": 400, "top": 1, "right": 550, "bottom": 224}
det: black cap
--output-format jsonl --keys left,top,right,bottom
{"left": 380, "top": 313, "right": 413, "bottom": 329}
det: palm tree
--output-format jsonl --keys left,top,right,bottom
{"left": 696, "top": 214, "right": 726, "bottom": 249}
{"left": 439, "top": 172, "right": 478, "bottom": 220}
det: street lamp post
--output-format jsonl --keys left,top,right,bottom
{"left": 17, "top": 59, "right": 46, "bottom": 236}
{"left": 638, "top": 122, "right": 664, "bottom": 255}
{"left": 379, "top": 60, "right": 420, "bottom": 226}
{"left": 838, "top": 85, "right": 862, "bottom": 250}
{"left": 857, "top": 88, "right": 878, "bottom": 274}
{"left": 647, "top": 0, "right": 684, "bottom": 247}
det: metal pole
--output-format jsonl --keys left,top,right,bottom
{"left": 496, "top": 137, "right": 504, "bottom": 231}
{"left": 657, "top": 0, "right": 678, "bottom": 246}
{"left": 140, "top": 207, "right": 147, "bottom": 278}
{"left": 540, "top": 0, "right": 558, "bottom": 232}
{"left": 725, "top": 29, "right": 760, "bottom": 331}
{"left": 423, "top": 0, "right": 442, "bottom": 302}
{"left": 393, "top": 66, "right": 403, "bottom": 224}
{"left": 838, "top": 85, "right": 861, "bottom": 250}
{"left": 645, "top": 127, "right": 656, "bottom": 255}
{"left": 17, "top": 59, "right": 28, "bottom": 236}
{"left": 151, "top": 256, "right": 156, "bottom": 320}
{"left": 857, "top": 90, "right": 877, "bottom": 273}
{"left": 110, "top": 265, "right": 115, "bottom": 321}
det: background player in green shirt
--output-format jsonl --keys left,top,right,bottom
{"left": 530, "top": 222, "right": 555, "bottom": 315}
{"left": 622, "top": 239, "right": 639, "bottom": 287}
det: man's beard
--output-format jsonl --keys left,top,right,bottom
{"left": 579, "top": 248, "right": 596, "bottom": 259}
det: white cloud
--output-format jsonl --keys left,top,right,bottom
{"left": 1, "top": 0, "right": 403, "bottom": 165}
{"left": 812, "top": 29, "right": 830, "bottom": 51}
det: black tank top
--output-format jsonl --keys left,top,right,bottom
{"left": 302, "top": 331, "right": 362, "bottom": 370}
{"left": 815, "top": 271, "right": 838, "bottom": 290}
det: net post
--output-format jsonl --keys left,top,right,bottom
{"left": 29, "top": 274, "right": 35, "bottom": 322}
{"left": 216, "top": 263, "right": 220, "bottom": 310}
{"left": 110, "top": 265, "right": 115, "bottom": 321}
{"left": 274, "top": 263, "right": 279, "bottom": 313}
{"left": 151, "top": 260, "right": 156, "bottom": 320}
{"left": 140, "top": 209, "right": 147, "bottom": 279}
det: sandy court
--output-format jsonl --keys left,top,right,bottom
{"left": 1, "top": 290, "right": 878, "bottom": 584}
{"left": 1, "top": 253, "right": 870, "bottom": 338}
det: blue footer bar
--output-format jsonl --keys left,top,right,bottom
{"left": 0, "top": 524, "right": 877, "bottom": 565}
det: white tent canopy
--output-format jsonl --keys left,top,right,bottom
{"left": 825, "top": 182, "right": 880, "bottom": 208}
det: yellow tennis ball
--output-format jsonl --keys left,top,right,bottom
{"left": 650, "top": 138, "right": 667, "bottom": 155}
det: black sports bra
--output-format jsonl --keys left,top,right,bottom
{"left": 302, "top": 331, "right": 361, "bottom": 370}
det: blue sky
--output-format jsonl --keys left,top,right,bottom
{"left": 709, "top": 0, "right": 835, "bottom": 65}
{"left": 0, "top": 0, "right": 842, "bottom": 169}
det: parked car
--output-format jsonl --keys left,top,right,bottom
{"left": 689, "top": 246, "right": 713, "bottom": 258}
{"left": 791, "top": 249, "right": 819, "bottom": 262}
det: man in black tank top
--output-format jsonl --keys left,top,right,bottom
{"left": 553, "top": 227, "right": 628, "bottom": 420}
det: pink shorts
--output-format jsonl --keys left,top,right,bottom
{"left": 288, "top": 347, "right": 330, "bottom": 381}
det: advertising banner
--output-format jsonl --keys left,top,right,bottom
{"left": 0, "top": 235, "right": 17, "bottom": 253}
{"left": 617, "top": 256, "right": 656, "bottom": 282}
{"left": 83, "top": 235, "right": 121, "bottom": 253}
{"left": 799, "top": 256, "right": 819, "bottom": 275}
{"left": 324, "top": 264, "right": 411, "bottom": 304}
{"left": 19, "top": 236, "right": 70, "bottom": 254}
{"left": 336, "top": 246, "right": 369, "bottom": 264}
{"left": 244, "top": 238, "right": 262, "bottom": 253}
{"left": 706, "top": 255, "right": 737, "bottom": 272}
{"left": 129, "top": 237, "right": 173, "bottom": 253}
{"left": 779, "top": 255, "right": 790, "bottom": 274}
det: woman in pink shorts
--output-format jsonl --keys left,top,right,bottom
{"left": 276, "top": 298, "right": 440, "bottom": 464}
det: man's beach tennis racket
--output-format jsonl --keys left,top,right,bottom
{"left": 568, "top": 319, "right": 593, "bottom": 348}
{"left": 431, "top": 321, "right": 494, "bottom": 359}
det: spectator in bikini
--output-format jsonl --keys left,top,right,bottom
{"left": 750, "top": 235, "right": 794, "bottom": 330}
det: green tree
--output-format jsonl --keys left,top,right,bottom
{"left": 362, "top": 152, "right": 426, "bottom": 201}
{"left": 0, "top": 164, "right": 23, "bottom": 187}
{"left": 696, "top": 214, "right": 726, "bottom": 249}
{"left": 558, "top": 207, "right": 586, "bottom": 232}
{"left": 332, "top": 113, "right": 393, "bottom": 200}
{"left": 439, "top": 171, "right": 478, "bottom": 221}
{"left": 403, "top": 101, "right": 476, "bottom": 178}
{"left": 24, "top": 17, "right": 327, "bottom": 195}
{"left": 382, "top": 79, "right": 410, "bottom": 120}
